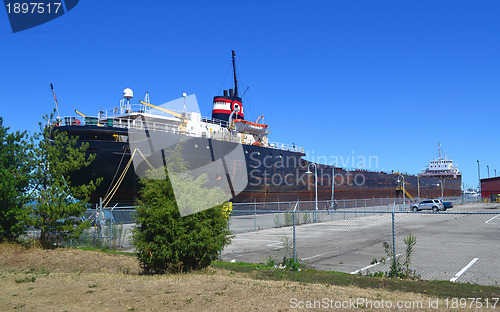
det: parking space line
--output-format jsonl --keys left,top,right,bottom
{"left": 232, "top": 239, "right": 277, "bottom": 242}
{"left": 266, "top": 242, "right": 283, "bottom": 248}
{"left": 450, "top": 258, "right": 479, "bottom": 282}
{"left": 485, "top": 215, "right": 500, "bottom": 224}
{"left": 302, "top": 251, "right": 335, "bottom": 261}
{"left": 350, "top": 254, "right": 401, "bottom": 274}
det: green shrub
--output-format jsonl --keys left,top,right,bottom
{"left": 367, "top": 233, "right": 420, "bottom": 279}
{"left": 133, "top": 147, "right": 231, "bottom": 274}
{"left": 264, "top": 236, "right": 301, "bottom": 271}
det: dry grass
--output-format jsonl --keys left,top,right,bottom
{"left": 0, "top": 243, "right": 494, "bottom": 311}
{"left": 0, "top": 243, "right": 140, "bottom": 275}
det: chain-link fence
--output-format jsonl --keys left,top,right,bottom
{"left": 23, "top": 207, "right": 136, "bottom": 249}
{"left": 228, "top": 196, "right": 480, "bottom": 233}
{"left": 55, "top": 207, "right": 137, "bottom": 249}
{"left": 25, "top": 196, "right": 497, "bottom": 286}
{"left": 223, "top": 199, "right": 499, "bottom": 286}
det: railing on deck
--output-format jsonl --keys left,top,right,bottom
{"left": 55, "top": 114, "right": 304, "bottom": 153}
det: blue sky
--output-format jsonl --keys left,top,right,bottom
{"left": 1, "top": 0, "right": 499, "bottom": 189}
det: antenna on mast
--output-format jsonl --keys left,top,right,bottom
{"left": 50, "top": 83, "right": 61, "bottom": 120}
{"left": 438, "top": 142, "right": 442, "bottom": 159}
{"left": 182, "top": 92, "right": 187, "bottom": 113}
{"left": 241, "top": 86, "right": 249, "bottom": 98}
{"left": 232, "top": 50, "right": 238, "bottom": 97}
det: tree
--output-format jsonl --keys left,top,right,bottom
{"left": 0, "top": 117, "right": 32, "bottom": 241}
{"left": 133, "top": 146, "right": 232, "bottom": 274}
{"left": 24, "top": 113, "right": 101, "bottom": 248}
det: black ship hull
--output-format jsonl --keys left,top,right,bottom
{"left": 63, "top": 125, "right": 462, "bottom": 206}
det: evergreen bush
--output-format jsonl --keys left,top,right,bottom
{"left": 133, "top": 147, "right": 231, "bottom": 274}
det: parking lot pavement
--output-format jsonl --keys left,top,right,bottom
{"left": 222, "top": 203, "right": 500, "bottom": 286}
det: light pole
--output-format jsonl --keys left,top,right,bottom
{"left": 487, "top": 165, "right": 490, "bottom": 178}
{"left": 306, "top": 163, "right": 318, "bottom": 222}
{"left": 477, "top": 160, "right": 481, "bottom": 196}
{"left": 330, "top": 167, "right": 335, "bottom": 209}
{"left": 438, "top": 180, "right": 444, "bottom": 198}
{"left": 417, "top": 176, "right": 420, "bottom": 201}
{"left": 396, "top": 174, "right": 406, "bottom": 210}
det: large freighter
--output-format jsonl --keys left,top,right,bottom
{"left": 58, "top": 52, "right": 462, "bottom": 206}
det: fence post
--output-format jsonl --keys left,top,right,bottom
{"left": 277, "top": 198, "right": 280, "bottom": 228}
{"left": 254, "top": 198, "right": 257, "bottom": 232}
{"left": 99, "top": 198, "right": 103, "bottom": 243}
{"left": 110, "top": 209, "right": 113, "bottom": 250}
{"left": 93, "top": 203, "right": 98, "bottom": 247}
{"left": 392, "top": 201, "right": 396, "bottom": 262}
{"left": 293, "top": 203, "right": 297, "bottom": 263}
{"left": 297, "top": 198, "right": 300, "bottom": 224}
{"left": 92, "top": 211, "right": 96, "bottom": 247}
{"left": 331, "top": 202, "right": 334, "bottom": 221}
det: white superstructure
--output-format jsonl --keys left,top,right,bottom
{"left": 67, "top": 89, "right": 304, "bottom": 154}
{"left": 419, "top": 143, "right": 460, "bottom": 178}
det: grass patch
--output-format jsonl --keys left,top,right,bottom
{"left": 212, "top": 261, "right": 268, "bottom": 273}
{"left": 15, "top": 276, "right": 36, "bottom": 283}
{"left": 72, "top": 246, "right": 136, "bottom": 257}
{"left": 213, "top": 261, "right": 500, "bottom": 299}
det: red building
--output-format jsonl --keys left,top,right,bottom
{"left": 480, "top": 177, "right": 500, "bottom": 199}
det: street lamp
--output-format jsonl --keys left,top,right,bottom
{"left": 306, "top": 163, "right": 318, "bottom": 222}
{"left": 417, "top": 176, "right": 420, "bottom": 201}
{"left": 477, "top": 160, "right": 481, "bottom": 196}
{"left": 331, "top": 167, "right": 335, "bottom": 207}
{"left": 438, "top": 180, "right": 444, "bottom": 198}
{"left": 396, "top": 174, "right": 406, "bottom": 210}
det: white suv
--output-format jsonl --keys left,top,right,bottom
{"left": 411, "top": 199, "right": 445, "bottom": 212}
